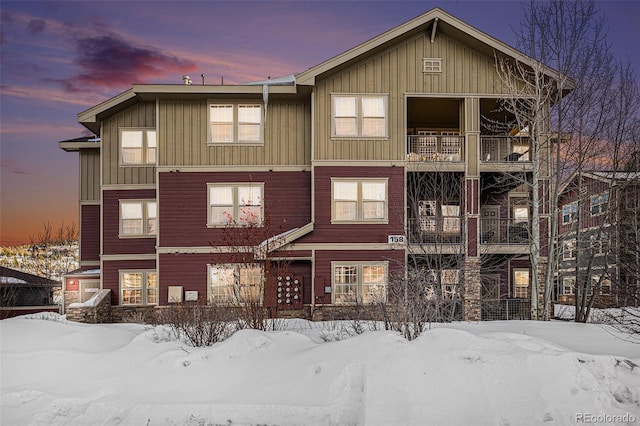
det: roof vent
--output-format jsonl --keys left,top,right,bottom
{"left": 182, "top": 75, "right": 192, "bottom": 85}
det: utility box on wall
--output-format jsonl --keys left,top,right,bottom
{"left": 276, "top": 275, "right": 303, "bottom": 309}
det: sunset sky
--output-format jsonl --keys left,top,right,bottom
{"left": 1, "top": 0, "right": 638, "bottom": 246}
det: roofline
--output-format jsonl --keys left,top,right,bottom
{"left": 295, "top": 7, "right": 570, "bottom": 87}
{"left": 559, "top": 170, "right": 639, "bottom": 194}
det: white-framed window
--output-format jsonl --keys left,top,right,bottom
{"left": 513, "top": 206, "right": 529, "bottom": 224}
{"left": 422, "top": 58, "right": 442, "bottom": 73}
{"left": 590, "top": 232, "right": 608, "bottom": 256}
{"left": 120, "top": 200, "right": 156, "bottom": 237}
{"left": 562, "top": 202, "right": 578, "bottom": 224}
{"left": 418, "top": 200, "right": 461, "bottom": 233}
{"left": 207, "top": 183, "right": 264, "bottom": 226}
{"left": 331, "top": 178, "right": 388, "bottom": 223}
{"left": 332, "top": 262, "right": 388, "bottom": 304}
{"left": 120, "top": 271, "right": 158, "bottom": 305}
{"left": 331, "top": 94, "right": 388, "bottom": 138}
{"left": 562, "top": 239, "right": 577, "bottom": 260}
{"left": 209, "top": 103, "right": 262, "bottom": 143}
{"left": 120, "top": 129, "right": 156, "bottom": 165}
{"left": 513, "top": 268, "right": 530, "bottom": 298}
{"left": 590, "top": 193, "right": 609, "bottom": 216}
{"left": 562, "top": 276, "right": 575, "bottom": 295}
{"left": 208, "top": 264, "right": 263, "bottom": 304}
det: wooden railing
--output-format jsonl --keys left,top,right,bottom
{"left": 407, "top": 135, "right": 463, "bottom": 162}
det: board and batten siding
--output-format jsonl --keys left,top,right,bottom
{"left": 314, "top": 31, "right": 506, "bottom": 162}
{"left": 102, "top": 102, "right": 156, "bottom": 186}
{"left": 157, "top": 100, "right": 311, "bottom": 167}
{"left": 79, "top": 149, "right": 100, "bottom": 201}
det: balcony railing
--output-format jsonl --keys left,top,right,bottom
{"left": 480, "top": 218, "right": 529, "bottom": 245}
{"left": 480, "top": 136, "right": 531, "bottom": 163}
{"left": 481, "top": 299, "right": 531, "bottom": 320}
{"left": 407, "top": 135, "right": 463, "bottom": 162}
{"left": 408, "top": 217, "right": 463, "bottom": 244}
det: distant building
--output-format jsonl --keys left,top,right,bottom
{"left": 0, "top": 266, "right": 61, "bottom": 318}
{"left": 556, "top": 171, "right": 640, "bottom": 307}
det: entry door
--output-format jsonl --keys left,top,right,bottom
{"left": 481, "top": 275, "right": 501, "bottom": 301}
{"left": 79, "top": 280, "right": 100, "bottom": 303}
{"left": 480, "top": 206, "right": 500, "bottom": 243}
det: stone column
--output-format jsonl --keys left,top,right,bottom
{"left": 463, "top": 258, "right": 481, "bottom": 321}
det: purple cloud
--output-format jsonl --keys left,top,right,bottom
{"left": 63, "top": 35, "right": 197, "bottom": 91}
{"left": 0, "top": 160, "right": 31, "bottom": 175}
{"left": 26, "top": 19, "right": 45, "bottom": 35}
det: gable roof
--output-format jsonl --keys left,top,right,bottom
{"left": 559, "top": 170, "right": 640, "bottom": 194}
{"left": 0, "top": 267, "right": 60, "bottom": 286}
{"left": 295, "top": 7, "right": 565, "bottom": 86}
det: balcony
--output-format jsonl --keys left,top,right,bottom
{"left": 480, "top": 218, "right": 529, "bottom": 245}
{"left": 480, "top": 136, "right": 531, "bottom": 163}
{"left": 407, "top": 134, "right": 464, "bottom": 163}
{"left": 408, "top": 217, "right": 463, "bottom": 245}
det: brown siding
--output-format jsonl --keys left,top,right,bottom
{"left": 158, "top": 100, "right": 311, "bottom": 167}
{"left": 80, "top": 204, "right": 100, "bottom": 262}
{"left": 102, "top": 102, "right": 156, "bottom": 186}
{"left": 314, "top": 32, "right": 505, "bottom": 162}
{"left": 103, "top": 259, "right": 156, "bottom": 306}
{"left": 313, "top": 250, "right": 405, "bottom": 303}
{"left": 299, "top": 166, "right": 404, "bottom": 244}
{"left": 103, "top": 189, "right": 157, "bottom": 255}
{"left": 158, "top": 171, "right": 311, "bottom": 248}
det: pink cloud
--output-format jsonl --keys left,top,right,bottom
{"left": 0, "top": 160, "right": 31, "bottom": 175}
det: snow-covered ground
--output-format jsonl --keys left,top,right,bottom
{"left": 1, "top": 313, "right": 639, "bottom": 426}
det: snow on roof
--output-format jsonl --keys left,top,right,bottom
{"left": 0, "top": 276, "right": 28, "bottom": 284}
{"left": 590, "top": 171, "right": 640, "bottom": 181}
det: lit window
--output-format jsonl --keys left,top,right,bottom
{"left": 592, "top": 275, "right": 611, "bottom": 295}
{"left": 423, "top": 58, "right": 442, "bottom": 73}
{"left": 120, "top": 129, "right": 156, "bottom": 165}
{"left": 208, "top": 264, "right": 263, "bottom": 304}
{"left": 209, "top": 103, "right": 262, "bottom": 143}
{"left": 120, "top": 200, "right": 156, "bottom": 237}
{"left": 333, "top": 262, "right": 388, "bottom": 304}
{"left": 425, "top": 269, "right": 460, "bottom": 300}
{"left": 332, "top": 94, "right": 387, "bottom": 138}
{"left": 590, "top": 193, "right": 609, "bottom": 216}
{"left": 562, "top": 202, "right": 578, "bottom": 224}
{"left": 120, "top": 271, "right": 157, "bottom": 305}
{"left": 208, "top": 183, "right": 263, "bottom": 226}
{"left": 513, "top": 269, "right": 530, "bottom": 298}
{"left": 332, "top": 179, "right": 387, "bottom": 222}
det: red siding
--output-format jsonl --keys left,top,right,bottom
{"left": 103, "top": 189, "right": 157, "bottom": 255}
{"left": 158, "top": 171, "right": 311, "bottom": 248}
{"left": 299, "top": 166, "right": 405, "bottom": 244}
{"left": 158, "top": 254, "right": 312, "bottom": 306}
{"left": 313, "top": 250, "right": 405, "bottom": 304}
{"left": 102, "top": 259, "right": 156, "bottom": 305}
{"left": 80, "top": 204, "right": 100, "bottom": 262}
{"left": 467, "top": 217, "right": 478, "bottom": 256}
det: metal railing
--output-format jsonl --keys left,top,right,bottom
{"left": 407, "top": 217, "right": 463, "bottom": 244}
{"left": 480, "top": 218, "right": 529, "bottom": 245}
{"left": 407, "top": 135, "right": 463, "bottom": 162}
{"left": 480, "top": 136, "right": 531, "bottom": 163}
{"left": 481, "top": 299, "right": 531, "bottom": 320}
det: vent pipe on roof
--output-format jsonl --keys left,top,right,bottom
{"left": 182, "top": 75, "right": 192, "bottom": 85}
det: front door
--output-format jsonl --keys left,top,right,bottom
{"left": 480, "top": 205, "right": 500, "bottom": 243}
{"left": 79, "top": 280, "right": 100, "bottom": 303}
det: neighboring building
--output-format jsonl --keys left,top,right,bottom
{"left": 556, "top": 171, "right": 640, "bottom": 307}
{"left": 0, "top": 266, "right": 61, "bottom": 318}
{"left": 60, "top": 8, "right": 563, "bottom": 322}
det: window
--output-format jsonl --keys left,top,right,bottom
{"left": 332, "top": 179, "right": 387, "bottom": 222}
{"left": 590, "top": 232, "right": 608, "bottom": 256}
{"left": 513, "top": 206, "right": 529, "bottom": 224}
{"left": 562, "top": 202, "right": 578, "bottom": 224}
{"left": 422, "top": 58, "right": 442, "bottom": 73}
{"left": 513, "top": 269, "right": 530, "bottom": 298}
{"left": 120, "top": 129, "right": 156, "bottom": 165}
{"left": 208, "top": 183, "right": 263, "bottom": 226}
{"left": 592, "top": 275, "right": 611, "bottom": 295}
{"left": 590, "top": 193, "right": 609, "bottom": 216}
{"left": 120, "top": 271, "right": 157, "bottom": 305}
{"left": 333, "top": 262, "right": 388, "bottom": 304}
{"left": 418, "top": 200, "right": 461, "bottom": 233}
{"left": 209, "top": 103, "right": 262, "bottom": 143}
{"left": 562, "top": 277, "right": 575, "bottom": 295}
{"left": 120, "top": 200, "right": 156, "bottom": 237}
{"left": 562, "top": 239, "right": 577, "bottom": 260}
{"left": 208, "top": 264, "right": 262, "bottom": 304}
{"left": 332, "top": 94, "right": 388, "bottom": 138}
